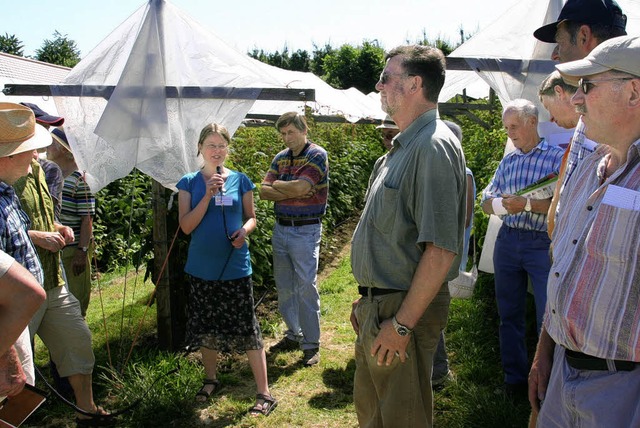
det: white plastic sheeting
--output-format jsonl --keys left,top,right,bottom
{"left": 52, "top": 0, "right": 385, "bottom": 192}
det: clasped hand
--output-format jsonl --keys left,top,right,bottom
{"left": 501, "top": 194, "right": 527, "bottom": 214}
{"left": 370, "top": 319, "right": 410, "bottom": 366}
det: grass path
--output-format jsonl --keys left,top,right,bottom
{"left": 29, "top": 222, "right": 535, "bottom": 427}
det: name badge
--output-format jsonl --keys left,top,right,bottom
{"left": 215, "top": 195, "right": 233, "bottom": 206}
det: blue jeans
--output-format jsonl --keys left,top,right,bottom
{"left": 538, "top": 345, "right": 640, "bottom": 427}
{"left": 272, "top": 222, "right": 321, "bottom": 350}
{"left": 493, "top": 225, "right": 551, "bottom": 385}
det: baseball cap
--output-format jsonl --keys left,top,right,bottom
{"left": 556, "top": 36, "right": 640, "bottom": 81}
{"left": 19, "top": 102, "right": 65, "bottom": 127}
{"left": 534, "top": 0, "right": 627, "bottom": 43}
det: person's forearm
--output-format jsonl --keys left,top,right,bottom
{"left": 272, "top": 179, "right": 312, "bottom": 198}
{"left": 258, "top": 184, "right": 289, "bottom": 201}
{"left": 0, "top": 263, "right": 46, "bottom": 354}
{"left": 78, "top": 216, "right": 92, "bottom": 248}
{"left": 179, "top": 193, "right": 213, "bottom": 235}
{"left": 395, "top": 244, "right": 456, "bottom": 328}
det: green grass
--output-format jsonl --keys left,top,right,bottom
{"left": 28, "top": 250, "right": 535, "bottom": 427}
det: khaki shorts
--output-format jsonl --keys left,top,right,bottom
{"left": 29, "top": 285, "right": 94, "bottom": 377}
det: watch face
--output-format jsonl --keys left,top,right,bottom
{"left": 397, "top": 326, "right": 409, "bottom": 336}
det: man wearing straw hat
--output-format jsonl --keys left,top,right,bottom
{"left": 0, "top": 102, "right": 108, "bottom": 424}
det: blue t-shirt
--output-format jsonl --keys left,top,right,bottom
{"left": 177, "top": 169, "right": 256, "bottom": 281}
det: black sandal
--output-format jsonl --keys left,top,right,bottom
{"left": 195, "top": 378, "right": 220, "bottom": 402}
{"left": 75, "top": 406, "right": 113, "bottom": 427}
{"left": 248, "top": 393, "right": 278, "bottom": 416}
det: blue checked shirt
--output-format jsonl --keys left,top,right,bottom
{"left": 0, "top": 182, "right": 44, "bottom": 285}
{"left": 482, "top": 139, "right": 564, "bottom": 232}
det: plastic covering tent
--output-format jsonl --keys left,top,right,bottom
{"left": 50, "top": 0, "right": 385, "bottom": 192}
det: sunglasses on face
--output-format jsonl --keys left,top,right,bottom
{"left": 578, "top": 77, "right": 635, "bottom": 94}
{"left": 378, "top": 72, "right": 416, "bottom": 85}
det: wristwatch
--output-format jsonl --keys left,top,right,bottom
{"left": 79, "top": 246, "right": 88, "bottom": 252}
{"left": 524, "top": 197, "right": 532, "bottom": 212}
{"left": 392, "top": 316, "right": 412, "bottom": 336}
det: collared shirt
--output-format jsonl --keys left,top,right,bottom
{"left": 562, "top": 117, "right": 599, "bottom": 189}
{"left": 13, "top": 160, "right": 64, "bottom": 290}
{"left": 482, "top": 139, "right": 564, "bottom": 232}
{"left": 38, "top": 158, "right": 64, "bottom": 220}
{"left": 545, "top": 139, "right": 640, "bottom": 362}
{"left": 351, "top": 109, "right": 466, "bottom": 290}
{"left": 262, "top": 141, "right": 329, "bottom": 219}
{"left": 0, "top": 182, "right": 44, "bottom": 286}
{"left": 60, "top": 170, "right": 95, "bottom": 245}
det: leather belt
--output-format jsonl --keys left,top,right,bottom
{"left": 358, "top": 286, "right": 403, "bottom": 297}
{"left": 277, "top": 218, "right": 320, "bottom": 227}
{"left": 565, "top": 348, "right": 639, "bottom": 372}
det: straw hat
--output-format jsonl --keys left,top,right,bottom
{"left": 0, "top": 103, "right": 51, "bottom": 158}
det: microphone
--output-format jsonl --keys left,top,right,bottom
{"left": 216, "top": 166, "right": 225, "bottom": 194}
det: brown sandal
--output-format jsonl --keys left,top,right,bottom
{"left": 195, "top": 378, "right": 220, "bottom": 402}
{"left": 248, "top": 393, "right": 278, "bottom": 416}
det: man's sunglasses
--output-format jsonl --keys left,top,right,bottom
{"left": 578, "top": 77, "right": 635, "bottom": 94}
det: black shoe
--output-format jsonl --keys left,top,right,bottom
{"left": 302, "top": 348, "right": 320, "bottom": 366}
{"left": 269, "top": 337, "right": 299, "bottom": 353}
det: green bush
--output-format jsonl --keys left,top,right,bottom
{"left": 93, "top": 99, "right": 503, "bottom": 286}
{"left": 92, "top": 120, "right": 385, "bottom": 288}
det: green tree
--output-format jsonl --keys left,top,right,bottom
{"left": 0, "top": 33, "right": 24, "bottom": 56}
{"left": 322, "top": 41, "right": 384, "bottom": 93}
{"left": 35, "top": 31, "right": 81, "bottom": 67}
{"left": 310, "top": 43, "right": 334, "bottom": 77}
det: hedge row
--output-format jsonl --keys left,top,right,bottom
{"left": 92, "top": 100, "right": 505, "bottom": 287}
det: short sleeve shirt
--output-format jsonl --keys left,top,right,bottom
{"left": 177, "top": 169, "right": 256, "bottom": 281}
{"left": 351, "top": 109, "right": 467, "bottom": 289}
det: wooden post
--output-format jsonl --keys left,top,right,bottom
{"left": 152, "top": 179, "right": 172, "bottom": 350}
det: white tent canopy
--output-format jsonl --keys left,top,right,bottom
{"left": 52, "top": 0, "right": 385, "bottom": 192}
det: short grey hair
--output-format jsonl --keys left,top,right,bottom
{"left": 503, "top": 99, "right": 538, "bottom": 122}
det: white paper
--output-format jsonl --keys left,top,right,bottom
{"left": 602, "top": 185, "right": 640, "bottom": 211}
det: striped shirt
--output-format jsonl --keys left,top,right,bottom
{"left": 262, "top": 141, "right": 328, "bottom": 219}
{"left": 482, "top": 139, "right": 564, "bottom": 231}
{"left": 0, "top": 182, "right": 44, "bottom": 286}
{"left": 60, "top": 170, "right": 95, "bottom": 245}
{"left": 546, "top": 140, "right": 640, "bottom": 361}
{"left": 562, "top": 117, "right": 599, "bottom": 188}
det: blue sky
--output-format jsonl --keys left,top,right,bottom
{"left": 5, "top": 0, "right": 518, "bottom": 58}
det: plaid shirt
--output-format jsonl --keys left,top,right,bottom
{"left": 482, "top": 139, "right": 564, "bottom": 231}
{"left": 562, "top": 117, "right": 599, "bottom": 188}
{"left": 0, "top": 182, "right": 44, "bottom": 285}
{"left": 546, "top": 139, "right": 640, "bottom": 361}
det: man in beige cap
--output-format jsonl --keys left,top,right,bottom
{"left": 530, "top": 36, "right": 640, "bottom": 426}
{"left": 0, "top": 103, "right": 108, "bottom": 424}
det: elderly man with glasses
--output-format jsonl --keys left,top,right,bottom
{"left": 529, "top": 35, "right": 640, "bottom": 427}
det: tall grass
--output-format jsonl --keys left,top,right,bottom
{"left": 28, "top": 235, "right": 537, "bottom": 427}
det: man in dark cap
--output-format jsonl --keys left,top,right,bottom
{"left": 534, "top": 0, "right": 627, "bottom": 63}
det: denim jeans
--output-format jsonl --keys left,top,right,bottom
{"left": 538, "top": 345, "right": 640, "bottom": 427}
{"left": 493, "top": 225, "right": 551, "bottom": 384}
{"left": 272, "top": 222, "right": 321, "bottom": 350}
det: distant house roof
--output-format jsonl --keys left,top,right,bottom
{"left": 0, "top": 52, "right": 70, "bottom": 83}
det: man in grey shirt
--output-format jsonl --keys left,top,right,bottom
{"left": 350, "top": 45, "right": 466, "bottom": 428}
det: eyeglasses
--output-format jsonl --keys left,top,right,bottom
{"left": 378, "top": 72, "right": 415, "bottom": 85}
{"left": 203, "top": 144, "right": 228, "bottom": 151}
{"left": 578, "top": 77, "right": 635, "bottom": 94}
